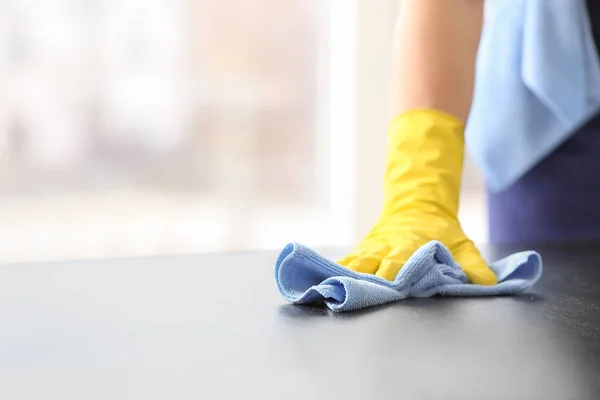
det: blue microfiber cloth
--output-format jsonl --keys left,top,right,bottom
{"left": 275, "top": 241, "right": 542, "bottom": 312}
{"left": 467, "top": 0, "right": 600, "bottom": 191}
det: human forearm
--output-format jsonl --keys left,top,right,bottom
{"left": 389, "top": 0, "right": 483, "bottom": 123}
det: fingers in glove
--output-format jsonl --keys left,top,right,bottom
{"left": 452, "top": 239, "right": 497, "bottom": 285}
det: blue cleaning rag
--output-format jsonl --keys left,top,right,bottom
{"left": 466, "top": 0, "right": 600, "bottom": 191}
{"left": 275, "top": 241, "right": 542, "bottom": 312}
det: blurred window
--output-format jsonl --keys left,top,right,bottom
{"left": 0, "top": 0, "right": 356, "bottom": 263}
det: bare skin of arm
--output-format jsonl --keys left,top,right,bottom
{"left": 389, "top": 0, "right": 483, "bottom": 123}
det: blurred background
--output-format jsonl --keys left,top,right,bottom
{"left": 0, "top": 0, "right": 486, "bottom": 264}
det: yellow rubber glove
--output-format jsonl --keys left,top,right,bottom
{"left": 338, "top": 109, "right": 497, "bottom": 285}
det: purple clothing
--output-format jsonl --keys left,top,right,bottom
{"left": 487, "top": 113, "right": 600, "bottom": 244}
{"left": 487, "top": 0, "right": 600, "bottom": 244}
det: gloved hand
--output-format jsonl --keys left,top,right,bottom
{"left": 338, "top": 109, "right": 497, "bottom": 285}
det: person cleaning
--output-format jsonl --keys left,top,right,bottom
{"left": 338, "top": 0, "right": 600, "bottom": 284}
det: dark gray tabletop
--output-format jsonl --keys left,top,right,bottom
{"left": 0, "top": 243, "right": 599, "bottom": 400}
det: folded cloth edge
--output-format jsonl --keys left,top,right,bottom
{"left": 275, "top": 241, "right": 543, "bottom": 311}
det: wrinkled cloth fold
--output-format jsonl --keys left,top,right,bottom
{"left": 275, "top": 241, "right": 542, "bottom": 312}
{"left": 467, "top": 0, "right": 600, "bottom": 191}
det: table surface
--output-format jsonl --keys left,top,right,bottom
{"left": 1, "top": 243, "right": 599, "bottom": 400}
